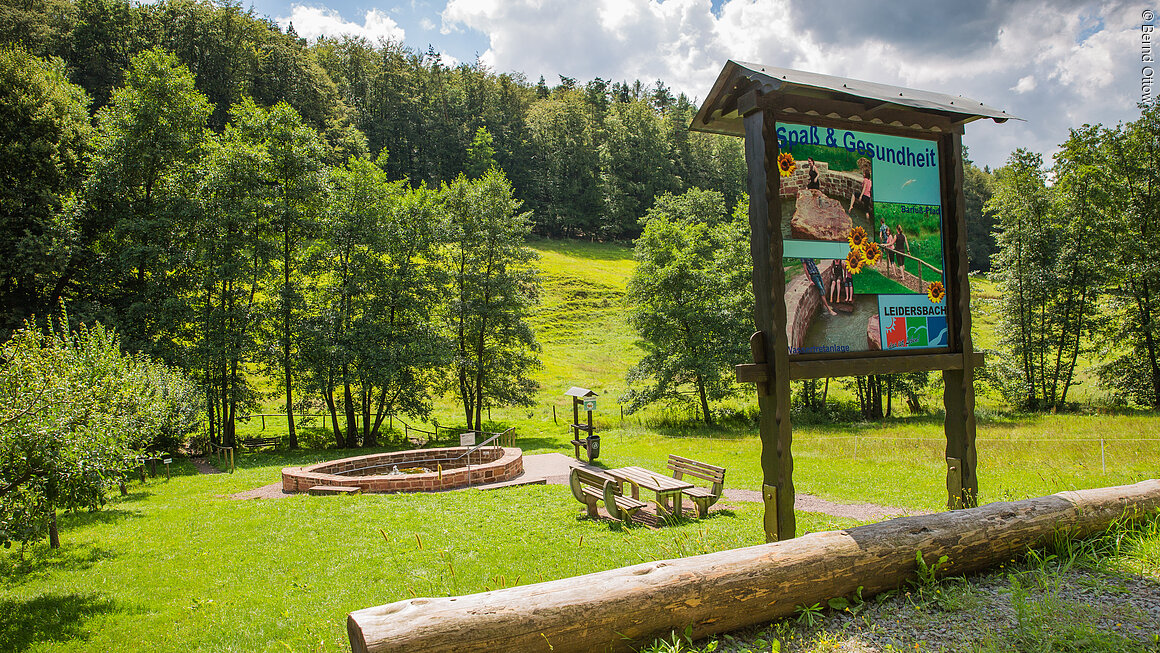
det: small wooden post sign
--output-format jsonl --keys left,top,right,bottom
{"left": 692, "top": 61, "right": 1016, "bottom": 540}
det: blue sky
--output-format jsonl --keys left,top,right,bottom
{"left": 251, "top": 0, "right": 1151, "bottom": 170}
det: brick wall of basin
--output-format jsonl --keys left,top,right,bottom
{"left": 281, "top": 446, "right": 523, "bottom": 493}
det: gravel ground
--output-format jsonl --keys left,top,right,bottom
{"left": 704, "top": 562, "right": 1160, "bottom": 652}
{"left": 722, "top": 489, "right": 929, "bottom": 522}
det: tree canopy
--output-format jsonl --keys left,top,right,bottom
{"left": 622, "top": 189, "right": 751, "bottom": 424}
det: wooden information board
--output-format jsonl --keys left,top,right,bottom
{"left": 692, "top": 61, "right": 1016, "bottom": 540}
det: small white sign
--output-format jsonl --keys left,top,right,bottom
{"left": 460, "top": 433, "right": 476, "bottom": 446}
{"left": 163, "top": 458, "right": 173, "bottom": 464}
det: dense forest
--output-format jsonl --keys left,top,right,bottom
{"left": 1, "top": 0, "right": 1002, "bottom": 329}
{"left": 1, "top": 0, "right": 1008, "bottom": 448}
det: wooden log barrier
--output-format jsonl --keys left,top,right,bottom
{"left": 347, "top": 480, "right": 1160, "bottom": 653}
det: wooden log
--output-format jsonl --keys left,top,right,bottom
{"left": 348, "top": 480, "right": 1160, "bottom": 653}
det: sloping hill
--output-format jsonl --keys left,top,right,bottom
{"left": 528, "top": 239, "right": 640, "bottom": 405}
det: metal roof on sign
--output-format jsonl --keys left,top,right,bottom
{"left": 692, "top": 60, "right": 1020, "bottom": 137}
{"left": 564, "top": 386, "right": 598, "bottom": 398}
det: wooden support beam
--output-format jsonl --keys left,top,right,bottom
{"left": 347, "top": 481, "right": 1160, "bottom": 653}
{"left": 940, "top": 132, "right": 979, "bottom": 509}
{"left": 743, "top": 99, "right": 795, "bottom": 542}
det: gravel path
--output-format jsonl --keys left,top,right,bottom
{"left": 723, "top": 488, "right": 927, "bottom": 522}
{"left": 227, "top": 482, "right": 289, "bottom": 500}
{"left": 206, "top": 453, "right": 923, "bottom": 520}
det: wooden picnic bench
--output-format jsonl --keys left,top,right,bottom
{"left": 606, "top": 466, "right": 693, "bottom": 518}
{"left": 668, "top": 454, "right": 726, "bottom": 518}
{"left": 239, "top": 436, "right": 280, "bottom": 450}
{"left": 568, "top": 467, "right": 645, "bottom": 524}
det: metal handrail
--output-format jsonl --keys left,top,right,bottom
{"left": 454, "top": 432, "right": 504, "bottom": 462}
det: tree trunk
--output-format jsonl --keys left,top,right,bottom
{"left": 284, "top": 225, "right": 297, "bottom": 449}
{"left": 324, "top": 389, "right": 344, "bottom": 448}
{"left": 48, "top": 502, "right": 60, "bottom": 549}
{"left": 206, "top": 384, "right": 216, "bottom": 445}
{"left": 284, "top": 366, "right": 296, "bottom": 447}
{"left": 348, "top": 480, "right": 1160, "bottom": 653}
{"left": 361, "top": 386, "right": 372, "bottom": 447}
{"left": 885, "top": 375, "right": 893, "bottom": 417}
{"left": 343, "top": 366, "right": 358, "bottom": 447}
{"left": 696, "top": 373, "right": 713, "bottom": 426}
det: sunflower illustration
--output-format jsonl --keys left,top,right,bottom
{"left": 927, "top": 280, "right": 946, "bottom": 304}
{"left": 848, "top": 226, "right": 869, "bottom": 251}
{"left": 845, "top": 249, "right": 864, "bottom": 274}
{"left": 861, "top": 241, "right": 882, "bottom": 266}
{"left": 777, "top": 152, "right": 796, "bottom": 177}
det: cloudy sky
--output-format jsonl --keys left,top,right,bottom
{"left": 255, "top": 0, "right": 1152, "bottom": 169}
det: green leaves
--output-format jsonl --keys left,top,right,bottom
{"left": 444, "top": 168, "right": 542, "bottom": 430}
{"left": 0, "top": 46, "right": 91, "bottom": 336}
{"left": 0, "top": 308, "right": 199, "bottom": 548}
{"left": 623, "top": 189, "right": 750, "bottom": 424}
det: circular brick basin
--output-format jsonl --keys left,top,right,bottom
{"left": 281, "top": 446, "right": 523, "bottom": 494}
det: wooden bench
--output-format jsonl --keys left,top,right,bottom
{"left": 239, "top": 436, "right": 280, "bottom": 450}
{"left": 568, "top": 467, "right": 645, "bottom": 524}
{"left": 668, "top": 455, "right": 726, "bottom": 518}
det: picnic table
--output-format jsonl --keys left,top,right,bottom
{"left": 606, "top": 466, "right": 693, "bottom": 517}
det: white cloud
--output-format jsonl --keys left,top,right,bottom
{"left": 420, "top": 17, "right": 436, "bottom": 31}
{"left": 278, "top": 5, "right": 406, "bottom": 43}
{"left": 439, "top": 0, "right": 1145, "bottom": 168}
{"left": 1012, "top": 75, "right": 1037, "bottom": 93}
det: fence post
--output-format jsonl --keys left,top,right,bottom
{"left": 261, "top": 414, "right": 265, "bottom": 430}
{"left": 1101, "top": 438, "right": 1106, "bottom": 474}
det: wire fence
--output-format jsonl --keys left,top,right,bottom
{"left": 796, "top": 434, "right": 1160, "bottom": 475}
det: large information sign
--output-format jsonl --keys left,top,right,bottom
{"left": 775, "top": 122, "right": 948, "bottom": 357}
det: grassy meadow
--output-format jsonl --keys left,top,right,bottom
{"left": 3, "top": 238, "right": 1159, "bottom": 652}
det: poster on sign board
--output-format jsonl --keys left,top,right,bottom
{"left": 774, "top": 121, "right": 949, "bottom": 357}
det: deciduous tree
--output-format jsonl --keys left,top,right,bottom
{"left": 303, "top": 156, "right": 449, "bottom": 447}
{"left": 0, "top": 310, "right": 198, "bottom": 549}
{"left": 0, "top": 46, "right": 91, "bottom": 337}
{"left": 444, "top": 169, "right": 541, "bottom": 431}
{"left": 622, "top": 189, "right": 750, "bottom": 424}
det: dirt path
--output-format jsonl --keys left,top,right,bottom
{"left": 189, "top": 456, "right": 291, "bottom": 500}
{"left": 190, "top": 458, "right": 223, "bottom": 474}
{"left": 723, "top": 488, "right": 928, "bottom": 522}
{"left": 228, "top": 483, "right": 288, "bottom": 500}
{"left": 202, "top": 453, "right": 922, "bottom": 519}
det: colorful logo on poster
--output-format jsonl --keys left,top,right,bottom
{"left": 879, "top": 295, "right": 948, "bottom": 350}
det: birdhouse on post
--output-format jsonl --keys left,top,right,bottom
{"left": 565, "top": 386, "right": 600, "bottom": 461}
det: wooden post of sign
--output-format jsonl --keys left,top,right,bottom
{"left": 741, "top": 92, "right": 795, "bottom": 541}
{"left": 940, "top": 132, "right": 978, "bottom": 509}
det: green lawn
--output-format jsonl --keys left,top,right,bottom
{"left": 3, "top": 239, "right": 1158, "bottom": 652}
